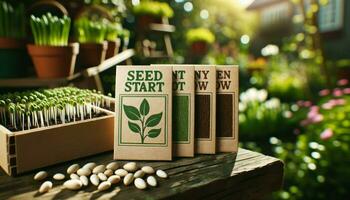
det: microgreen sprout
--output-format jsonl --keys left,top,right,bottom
{"left": 0, "top": 87, "right": 110, "bottom": 131}
{"left": 30, "top": 12, "right": 71, "bottom": 46}
{"left": 74, "top": 17, "right": 107, "bottom": 44}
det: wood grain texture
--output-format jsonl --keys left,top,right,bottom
{"left": 0, "top": 148, "right": 283, "bottom": 200}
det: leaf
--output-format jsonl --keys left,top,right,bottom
{"left": 148, "top": 128, "right": 161, "bottom": 138}
{"left": 128, "top": 121, "right": 141, "bottom": 133}
{"left": 139, "top": 99, "right": 150, "bottom": 116}
{"left": 145, "top": 112, "right": 163, "bottom": 127}
{"left": 123, "top": 104, "right": 141, "bottom": 120}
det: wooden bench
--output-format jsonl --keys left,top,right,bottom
{"left": 0, "top": 148, "right": 284, "bottom": 200}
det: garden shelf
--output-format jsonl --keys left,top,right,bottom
{"left": 0, "top": 107, "right": 115, "bottom": 176}
{"left": 0, "top": 49, "right": 135, "bottom": 88}
{"left": 0, "top": 148, "right": 284, "bottom": 199}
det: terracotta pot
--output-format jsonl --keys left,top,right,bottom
{"left": 0, "top": 38, "right": 30, "bottom": 78}
{"left": 106, "top": 39, "right": 121, "bottom": 59}
{"left": 78, "top": 42, "right": 108, "bottom": 68}
{"left": 191, "top": 41, "right": 209, "bottom": 56}
{"left": 27, "top": 43, "right": 79, "bottom": 79}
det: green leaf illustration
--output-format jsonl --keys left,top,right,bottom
{"left": 148, "top": 128, "right": 161, "bottom": 138}
{"left": 128, "top": 121, "right": 141, "bottom": 133}
{"left": 145, "top": 112, "right": 163, "bottom": 127}
{"left": 123, "top": 104, "right": 141, "bottom": 120}
{"left": 139, "top": 98, "right": 150, "bottom": 116}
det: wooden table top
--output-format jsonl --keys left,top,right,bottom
{"left": 0, "top": 148, "right": 284, "bottom": 200}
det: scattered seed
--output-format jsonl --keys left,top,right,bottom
{"left": 156, "top": 170, "right": 168, "bottom": 179}
{"left": 106, "top": 162, "right": 119, "bottom": 171}
{"left": 34, "top": 171, "right": 48, "bottom": 181}
{"left": 107, "top": 175, "right": 121, "bottom": 185}
{"left": 70, "top": 174, "right": 80, "bottom": 180}
{"left": 134, "top": 178, "right": 147, "bottom": 190}
{"left": 134, "top": 170, "right": 145, "bottom": 178}
{"left": 67, "top": 164, "right": 80, "bottom": 174}
{"left": 90, "top": 174, "right": 100, "bottom": 186}
{"left": 53, "top": 173, "right": 65, "bottom": 181}
{"left": 146, "top": 176, "right": 157, "bottom": 187}
{"left": 104, "top": 169, "right": 114, "bottom": 177}
{"left": 77, "top": 168, "right": 91, "bottom": 176}
{"left": 98, "top": 173, "right": 107, "bottom": 181}
{"left": 123, "top": 162, "right": 137, "bottom": 172}
{"left": 63, "top": 179, "right": 82, "bottom": 190}
{"left": 141, "top": 166, "right": 155, "bottom": 174}
{"left": 98, "top": 181, "right": 111, "bottom": 191}
{"left": 82, "top": 162, "right": 97, "bottom": 170}
{"left": 80, "top": 175, "right": 89, "bottom": 187}
{"left": 39, "top": 181, "right": 53, "bottom": 193}
{"left": 123, "top": 173, "right": 134, "bottom": 186}
{"left": 93, "top": 165, "right": 106, "bottom": 174}
{"left": 115, "top": 169, "right": 128, "bottom": 177}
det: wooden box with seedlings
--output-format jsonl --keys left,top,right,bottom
{"left": 0, "top": 87, "right": 115, "bottom": 176}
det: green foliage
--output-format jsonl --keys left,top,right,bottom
{"left": 133, "top": 1, "right": 174, "bottom": 18}
{"left": 0, "top": 1, "right": 25, "bottom": 39}
{"left": 105, "top": 22, "right": 122, "bottom": 41}
{"left": 30, "top": 13, "right": 71, "bottom": 46}
{"left": 75, "top": 17, "right": 107, "bottom": 44}
{"left": 123, "top": 98, "right": 162, "bottom": 144}
{"left": 239, "top": 88, "right": 300, "bottom": 144}
{"left": 186, "top": 28, "right": 215, "bottom": 44}
{"left": 273, "top": 85, "right": 350, "bottom": 199}
{"left": 267, "top": 72, "right": 306, "bottom": 102}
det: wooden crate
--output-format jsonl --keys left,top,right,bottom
{"left": 0, "top": 107, "right": 114, "bottom": 176}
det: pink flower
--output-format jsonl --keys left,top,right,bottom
{"left": 333, "top": 88, "right": 343, "bottom": 97}
{"left": 320, "top": 128, "right": 333, "bottom": 140}
{"left": 343, "top": 88, "right": 350, "bottom": 94}
{"left": 319, "top": 89, "right": 330, "bottom": 96}
{"left": 337, "top": 79, "right": 349, "bottom": 86}
{"left": 303, "top": 101, "right": 312, "bottom": 107}
{"left": 334, "top": 99, "right": 346, "bottom": 106}
{"left": 322, "top": 103, "right": 333, "bottom": 110}
{"left": 311, "top": 114, "right": 324, "bottom": 123}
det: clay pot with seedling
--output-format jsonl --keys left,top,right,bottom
{"left": 186, "top": 28, "right": 215, "bottom": 56}
{"left": 27, "top": 13, "right": 79, "bottom": 79}
{"left": 105, "top": 22, "right": 122, "bottom": 59}
{"left": 75, "top": 17, "right": 108, "bottom": 68}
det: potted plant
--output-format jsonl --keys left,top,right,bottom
{"left": 133, "top": 1, "right": 174, "bottom": 30}
{"left": 186, "top": 28, "right": 215, "bottom": 56}
{"left": 105, "top": 22, "right": 122, "bottom": 59}
{"left": 0, "top": 1, "right": 29, "bottom": 78}
{"left": 75, "top": 17, "right": 108, "bottom": 68}
{"left": 0, "top": 87, "right": 114, "bottom": 176}
{"left": 27, "top": 13, "right": 78, "bottom": 79}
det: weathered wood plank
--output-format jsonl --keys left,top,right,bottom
{"left": 0, "top": 148, "right": 283, "bottom": 200}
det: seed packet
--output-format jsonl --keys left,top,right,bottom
{"left": 216, "top": 65, "right": 239, "bottom": 152}
{"left": 114, "top": 65, "right": 172, "bottom": 160}
{"left": 194, "top": 65, "right": 216, "bottom": 154}
{"left": 151, "top": 64, "right": 195, "bottom": 157}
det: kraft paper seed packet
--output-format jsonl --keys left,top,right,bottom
{"left": 194, "top": 65, "right": 216, "bottom": 154}
{"left": 114, "top": 65, "right": 172, "bottom": 161}
{"left": 216, "top": 65, "right": 239, "bottom": 152}
{"left": 152, "top": 64, "right": 195, "bottom": 157}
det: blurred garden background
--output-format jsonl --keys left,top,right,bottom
{"left": 1, "top": 0, "right": 350, "bottom": 199}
